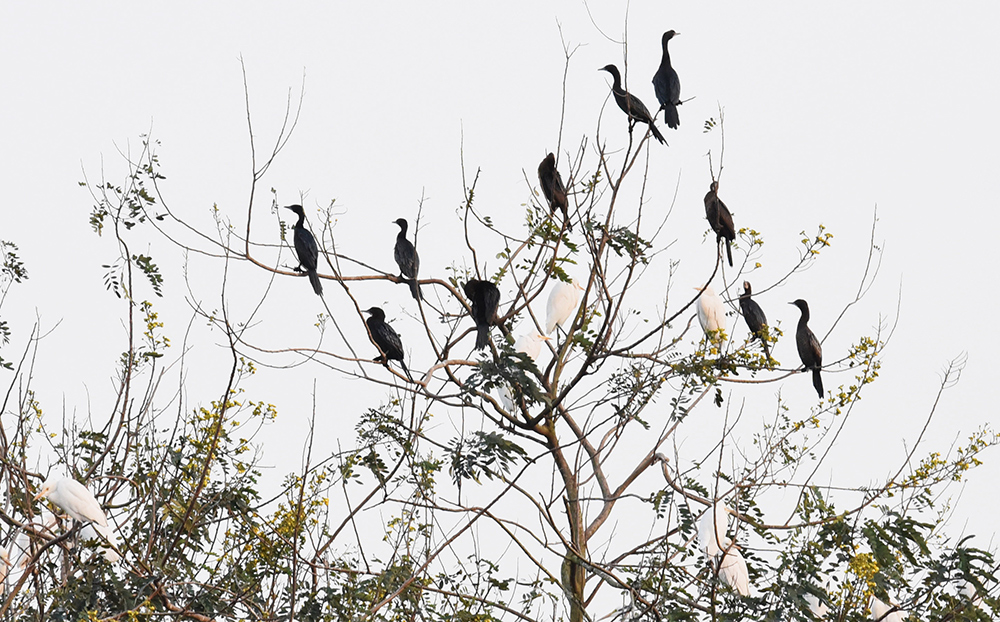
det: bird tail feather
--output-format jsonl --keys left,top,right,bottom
{"left": 408, "top": 279, "right": 422, "bottom": 300}
{"left": 308, "top": 269, "right": 323, "bottom": 296}
{"left": 649, "top": 122, "right": 667, "bottom": 145}
{"left": 725, "top": 240, "right": 733, "bottom": 267}
{"left": 476, "top": 324, "right": 490, "bottom": 350}
{"left": 812, "top": 368, "right": 823, "bottom": 399}
{"left": 664, "top": 104, "right": 680, "bottom": 129}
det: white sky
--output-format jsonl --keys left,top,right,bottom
{"left": 2, "top": 0, "right": 998, "bottom": 575}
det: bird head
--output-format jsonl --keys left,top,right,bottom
{"left": 663, "top": 30, "right": 679, "bottom": 44}
{"left": 789, "top": 299, "right": 809, "bottom": 313}
{"left": 709, "top": 180, "right": 719, "bottom": 193}
{"left": 392, "top": 218, "right": 408, "bottom": 231}
{"left": 33, "top": 476, "right": 57, "bottom": 502}
{"left": 363, "top": 307, "right": 385, "bottom": 321}
{"left": 284, "top": 204, "right": 305, "bottom": 215}
{"left": 742, "top": 281, "right": 752, "bottom": 295}
{"left": 598, "top": 64, "right": 620, "bottom": 79}
{"left": 694, "top": 285, "right": 716, "bottom": 296}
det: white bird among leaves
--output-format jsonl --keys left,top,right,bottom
{"left": 698, "top": 501, "right": 751, "bottom": 597}
{"left": 696, "top": 285, "right": 726, "bottom": 337}
{"left": 500, "top": 332, "right": 551, "bottom": 411}
{"left": 34, "top": 475, "right": 109, "bottom": 527}
{"left": 719, "top": 546, "right": 750, "bottom": 596}
{"left": 545, "top": 279, "right": 584, "bottom": 335}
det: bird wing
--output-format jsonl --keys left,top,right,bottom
{"left": 394, "top": 239, "right": 419, "bottom": 279}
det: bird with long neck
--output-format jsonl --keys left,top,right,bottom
{"left": 393, "top": 218, "right": 422, "bottom": 300}
{"left": 285, "top": 204, "right": 323, "bottom": 295}
{"left": 704, "top": 181, "right": 736, "bottom": 267}
{"left": 790, "top": 299, "right": 823, "bottom": 398}
{"left": 538, "top": 153, "right": 570, "bottom": 231}
{"left": 364, "top": 306, "right": 412, "bottom": 381}
{"left": 652, "top": 30, "right": 681, "bottom": 129}
{"left": 599, "top": 64, "right": 666, "bottom": 145}
{"left": 464, "top": 279, "right": 501, "bottom": 350}
{"left": 739, "top": 281, "right": 771, "bottom": 362}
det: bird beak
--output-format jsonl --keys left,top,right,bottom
{"left": 541, "top": 335, "right": 553, "bottom": 341}
{"left": 32, "top": 490, "right": 44, "bottom": 501}
{"left": 787, "top": 301, "right": 794, "bottom": 305}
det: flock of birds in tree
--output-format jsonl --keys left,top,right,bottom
{"left": 278, "top": 29, "right": 827, "bottom": 400}
{"left": 10, "top": 31, "right": 842, "bottom": 612}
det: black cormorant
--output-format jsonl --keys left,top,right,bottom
{"left": 739, "top": 281, "right": 771, "bottom": 361}
{"left": 393, "top": 218, "right": 422, "bottom": 300}
{"left": 599, "top": 64, "right": 666, "bottom": 145}
{"left": 364, "top": 306, "right": 412, "bottom": 381}
{"left": 538, "top": 153, "right": 570, "bottom": 231}
{"left": 652, "top": 30, "right": 681, "bottom": 130}
{"left": 284, "top": 204, "right": 322, "bottom": 295}
{"left": 463, "top": 279, "right": 501, "bottom": 350}
{"left": 704, "top": 181, "right": 735, "bottom": 267}
{"left": 790, "top": 299, "right": 823, "bottom": 398}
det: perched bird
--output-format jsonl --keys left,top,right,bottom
{"left": 546, "top": 279, "right": 584, "bottom": 335}
{"left": 393, "top": 218, "right": 422, "bottom": 300}
{"left": 463, "top": 279, "right": 501, "bottom": 350}
{"left": 699, "top": 502, "right": 731, "bottom": 558}
{"left": 285, "top": 204, "right": 323, "bottom": 295}
{"left": 599, "top": 64, "right": 666, "bottom": 145}
{"left": 696, "top": 285, "right": 726, "bottom": 337}
{"left": 870, "top": 596, "right": 907, "bottom": 622}
{"left": 719, "top": 546, "right": 751, "bottom": 597}
{"left": 704, "top": 182, "right": 736, "bottom": 267}
{"left": 500, "top": 332, "right": 551, "bottom": 412}
{"left": 538, "top": 153, "right": 571, "bottom": 230}
{"left": 739, "top": 281, "right": 771, "bottom": 361}
{"left": 364, "top": 307, "right": 412, "bottom": 381}
{"left": 34, "top": 476, "right": 108, "bottom": 527}
{"left": 652, "top": 30, "right": 681, "bottom": 129}
{"left": 790, "top": 299, "right": 823, "bottom": 398}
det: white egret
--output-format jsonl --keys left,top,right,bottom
{"left": 699, "top": 502, "right": 731, "bottom": 558}
{"left": 870, "top": 596, "right": 907, "bottom": 621}
{"left": 500, "top": 332, "right": 551, "bottom": 411}
{"left": 80, "top": 522, "right": 122, "bottom": 563}
{"left": 545, "top": 279, "right": 583, "bottom": 335}
{"left": 34, "top": 475, "right": 108, "bottom": 527}
{"left": 718, "top": 546, "right": 750, "bottom": 596}
{"left": 695, "top": 285, "right": 726, "bottom": 337}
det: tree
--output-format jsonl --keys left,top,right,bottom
{"left": 0, "top": 35, "right": 997, "bottom": 622}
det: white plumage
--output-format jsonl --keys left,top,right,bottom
{"left": 34, "top": 475, "right": 108, "bottom": 527}
{"left": 699, "top": 502, "right": 731, "bottom": 557}
{"left": 719, "top": 546, "right": 750, "bottom": 596}
{"left": 80, "top": 522, "right": 122, "bottom": 563}
{"left": 696, "top": 285, "right": 726, "bottom": 336}
{"left": 545, "top": 279, "right": 583, "bottom": 334}
{"left": 500, "top": 332, "right": 550, "bottom": 411}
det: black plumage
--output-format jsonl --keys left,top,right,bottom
{"left": 364, "top": 306, "right": 412, "bottom": 381}
{"left": 463, "top": 279, "right": 501, "bottom": 350}
{"left": 704, "top": 181, "right": 735, "bottom": 267}
{"left": 284, "top": 204, "right": 322, "bottom": 296}
{"left": 739, "top": 281, "right": 771, "bottom": 362}
{"left": 538, "top": 153, "right": 571, "bottom": 231}
{"left": 652, "top": 30, "right": 681, "bottom": 130}
{"left": 393, "top": 218, "right": 422, "bottom": 300}
{"left": 790, "top": 299, "right": 823, "bottom": 398}
{"left": 599, "top": 64, "right": 666, "bottom": 145}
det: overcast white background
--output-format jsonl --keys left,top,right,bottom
{"left": 2, "top": 0, "right": 998, "bottom": 570}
